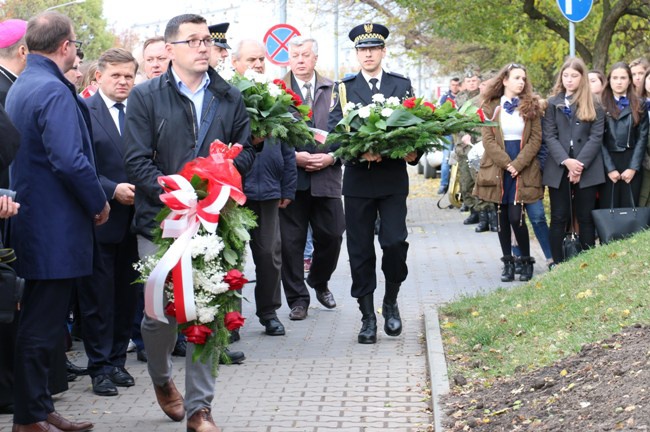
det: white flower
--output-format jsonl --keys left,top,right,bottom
{"left": 358, "top": 106, "right": 371, "bottom": 119}
{"left": 267, "top": 83, "right": 283, "bottom": 98}
{"left": 218, "top": 67, "right": 235, "bottom": 81}
{"left": 343, "top": 102, "right": 357, "bottom": 116}
{"left": 243, "top": 68, "right": 267, "bottom": 83}
{"left": 367, "top": 103, "right": 376, "bottom": 109}
{"left": 386, "top": 96, "right": 401, "bottom": 106}
{"left": 372, "top": 93, "right": 385, "bottom": 103}
{"left": 381, "top": 107, "right": 394, "bottom": 118}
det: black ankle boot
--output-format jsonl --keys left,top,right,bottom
{"left": 501, "top": 256, "right": 515, "bottom": 282}
{"left": 382, "top": 282, "right": 402, "bottom": 336}
{"left": 514, "top": 257, "right": 523, "bottom": 274}
{"left": 463, "top": 211, "right": 479, "bottom": 225}
{"left": 474, "top": 210, "right": 489, "bottom": 232}
{"left": 357, "top": 295, "right": 377, "bottom": 344}
{"left": 488, "top": 208, "right": 498, "bottom": 232}
{"left": 519, "top": 256, "right": 535, "bottom": 281}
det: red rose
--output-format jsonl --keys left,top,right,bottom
{"left": 286, "top": 89, "right": 303, "bottom": 106}
{"left": 224, "top": 311, "right": 245, "bottom": 331}
{"left": 224, "top": 269, "right": 248, "bottom": 291}
{"left": 402, "top": 97, "right": 416, "bottom": 109}
{"left": 423, "top": 101, "right": 436, "bottom": 112}
{"left": 477, "top": 108, "right": 486, "bottom": 122}
{"left": 182, "top": 324, "right": 213, "bottom": 345}
{"left": 307, "top": 109, "right": 313, "bottom": 119}
{"left": 272, "top": 78, "right": 287, "bottom": 90}
{"left": 164, "top": 301, "right": 176, "bottom": 317}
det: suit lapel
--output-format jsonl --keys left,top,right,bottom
{"left": 379, "top": 72, "right": 398, "bottom": 99}
{"left": 89, "top": 95, "right": 124, "bottom": 157}
{"left": 352, "top": 72, "right": 372, "bottom": 105}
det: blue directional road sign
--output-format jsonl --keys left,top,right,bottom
{"left": 556, "top": 0, "right": 593, "bottom": 23}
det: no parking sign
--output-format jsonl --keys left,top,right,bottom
{"left": 263, "top": 24, "right": 301, "bottom": 66}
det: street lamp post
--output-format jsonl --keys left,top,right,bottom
{"left": 45, "top": 0, "right": 86, "bottom": 12}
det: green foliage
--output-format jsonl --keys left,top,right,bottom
{"left": 440, "top": 230, "right": 650, "bottom": 380}
{"left": 0, "top": 0, "right": 115, "bottom": 59}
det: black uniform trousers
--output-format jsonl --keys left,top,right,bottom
{"left": 345, "top": 194, "right": 409, "bottom": 299}
{"left": 14, "top": 279, "right": 74, "bottom": 424}
{"left": 246, "top": 199, "right": 282, "bottom": 320}
{"left": 78, "top": 233, "right": 140, "bottom": 377}
{"left": 280, "top": 190, "right": 345, "bottom": 308}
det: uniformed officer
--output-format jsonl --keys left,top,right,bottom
{"left": 208, "top": 22, "right": 231, "bottom": 69}
{"left": 328, "top": 23, "right": 418, "bottom": 344}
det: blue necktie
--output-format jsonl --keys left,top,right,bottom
{"left": 562, "top": 105, "right": 572, "bottom": 118}
{"left": 114, "top": 102, "right": 125, "bottom": 135}
{"left": 503, "top": 98, "right": 519, "bottom": 115}
{"left": 616, "top": 96, "right": 629, "bottom": 112}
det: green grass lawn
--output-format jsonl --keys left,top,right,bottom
{"left": 440, "top": 229, "right": 650, "bottom": 380}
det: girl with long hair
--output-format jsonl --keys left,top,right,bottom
{"left": 543, "top": 58, "right": 605, "bottom": 263}
{"left": 474, "top": 63, "right": 544, "bottom": 282}
{"left": 600, "top": 62, "right": 649, "bottom": 208}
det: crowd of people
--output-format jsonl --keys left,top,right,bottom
{"left": 441, "top": 57, "right": 649, "bottom": 282}
{"left": 0, "top": 7, "right": 648, "bottom": 432}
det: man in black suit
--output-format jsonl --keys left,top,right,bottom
{"left": 81, "top": 48, "right": 140, "bottom": 397}
{"left": 280, "top": 36, "right": 344, "bottom": 320}
{"left": 328, "top": 23, "right": 418, "bottom": 344}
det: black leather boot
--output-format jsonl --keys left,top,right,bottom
{"left": 357, "top": 295, "right": 377, "bottom": 344}
{"left": 514, "top": 256, "right": 523, "bottom": 274}
{"left": 488, "top": 208, "right": 498, "bottom": 232}
{"left": 474, "top": 210, "right": 489, "bottom": 232}
{"left": 463, "top": 210, "right": 479, "bottom": 225}
{"left": 501, "top": 256, "right": 515, "bottom": 282}
{"left": 382, "top": 282, "right": 402, "bottom": 336}
{"left": 519, "top": 256, "right": 535, "bottom": 281}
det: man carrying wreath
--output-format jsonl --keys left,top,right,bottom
{"left": 124, "top": 14, "right": 256, "bottom": 432}
{"left": 328, "top": 23, "right": 419, "bottom": 344}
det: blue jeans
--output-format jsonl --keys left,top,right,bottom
{"left": 440, "top": 137, "right": 452, "bottom": 188}
{"left": 511, "top": 199, "right": 552, "bottom": 261}
{"left": 304, "top": 224, "right": 313, "bottom": 259}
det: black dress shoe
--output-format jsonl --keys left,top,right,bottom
{"left": 109, "top": 366, "right": 134, "bottom": 387}
{"left": 315, "top": 289, "right": 336, "bottom": 309}
{"left": 66, "top": 359, "right": 88, "bottom": 376}
{"left": 219, "top": 348, "right": 245, "bottom": 365}
{"left": 260, "top": 317, "right": 285, "bottom": 336}
{"left": 382, "top": 302, "right": 402, "bottom": 336}
{"left": 136, "top": 349, "right": 148, "bottom": 362}
{"left": 92, "top": 374, "right": 118, "bottom": 396}
{"left": 172, "top": 338, "right": 187, "bottom": 357}
{"left": 66, "top": 372, "right": 77, "bottom": 382}
{"left": 0, "top": 403, "right": 14, "bottom": 414}
{"left": 289, "top": 305, "right": 308, "bottom": 320}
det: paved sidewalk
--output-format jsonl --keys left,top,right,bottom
{"left": 0, "top": 167, "right": 545, "bottom": 431}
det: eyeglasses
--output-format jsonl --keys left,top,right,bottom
{"left": 170, "top": 38, "right": 214, "bottom": 48}
{"left": 506, "top": 63, "right": 525, "bottom": 71}
{"left": 69, "top": 40, "right": 83, "bottom": 50}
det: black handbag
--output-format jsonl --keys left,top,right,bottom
{"left": 0, "top": 247, "right": 24, "bottom": 324}
{"left": 562, "top": 184, "right": 582, "bottom": 260}
{"left": 591, "top": 183, "right": 650, "bottom": 244}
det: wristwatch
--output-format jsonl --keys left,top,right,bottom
{"left": 327, "top": 152, "right": 338, "bottom": 165}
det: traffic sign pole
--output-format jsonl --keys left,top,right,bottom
{"left": 556, "top": 0, "right": 593, "bottom": 58}
{"left": 569, "top": 22, "right": 575, "bottom": 57}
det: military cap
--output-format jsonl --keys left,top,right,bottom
{"left": 208, "top": 22, "right": 231, "bottom": 49}
{"left": 0, "top": 19, "right": 27, "bottom": 49}
{"left": 348, "top": 23, "right": 389, "bottom": 48}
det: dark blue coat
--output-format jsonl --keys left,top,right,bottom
{"left": 243, "top": 138, "right": 296, "bottom": 201}
{"left": 5, "top": 54, "right": 106, "bottom": 279}
{"left": 86, "top": 92, "right": 133, "bottom": 244}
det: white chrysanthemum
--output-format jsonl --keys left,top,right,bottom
{"left": 342, "top": 102, "right": 357, "bottom": 116}
{"left": 381, "top": 107, "right": 394, "bottom": 118}
{"left": 367, "top": 103, "right": 376, "bottom": 109}
{"left": 358, "top": 106, "right": 371, "bottom": 119}
{"left": 372, "top": 93, "right": 385, "bottom": 103}
{"left": 267, "top": 83, "right": 283, "bottom": 98}
{"left": 203, "top": 234, "right": 225, "bottom": 262}
{"left": 219, "top": 68, "right": 235, "bottom": 81}
{"left": 244, "top": 68, "right": 266, "bottom": 83}
{"left": 386, "top": 96, "right": 401, "bottom": 106}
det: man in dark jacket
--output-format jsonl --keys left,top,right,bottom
{"left": 328, "top": 23, "right": 418, "bottom": 345}
{"left": 280, "top": 36, "right": 344, "bottom": 321}
{"left": 232, "top": 39, "right": 297, "bottom": 336}
{"left": 6, "top": 12, "right": 108, "bottom": 431}
{"left": 123, "top": 14, "right": 256, "bottom": 432}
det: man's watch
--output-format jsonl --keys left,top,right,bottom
{"left": 327, "top": 152, "right": 338, "bottom": 165}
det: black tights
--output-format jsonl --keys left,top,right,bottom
{"left": 497, "top": 203, "right": 530, "bottom": 257}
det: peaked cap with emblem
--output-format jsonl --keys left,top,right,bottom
{"left": 348, "top": 23, "right": 389, "bottom": 48}
{"left": 208, "top": 22, "right": 231, "bottom": 49}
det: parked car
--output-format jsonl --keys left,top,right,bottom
{"left": 419, "top": 150, "right": 443, "bottom": 179}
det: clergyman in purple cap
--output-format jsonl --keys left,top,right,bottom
{"left": 0, "top": 19, "right": 28, "bottom": 105}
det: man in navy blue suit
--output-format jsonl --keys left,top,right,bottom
{"left": 80, "top": 48, "right": 139, "bottom": 397}
{"left": 5, "top": 11, "right": 108, "bottom": 431}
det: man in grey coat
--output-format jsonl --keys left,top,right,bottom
{"left": 280, "top": 37, "right": 344, "bottom": 321}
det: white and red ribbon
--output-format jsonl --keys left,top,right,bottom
{"left": 145, "top": 174, "right": 232, "bottom": 324}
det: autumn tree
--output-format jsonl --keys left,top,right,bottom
{"left": 0, "top": 0, "right": 115, "bottom": 59}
